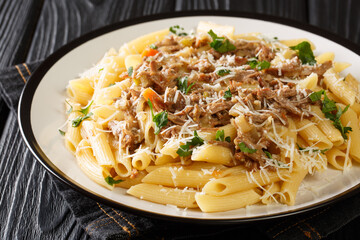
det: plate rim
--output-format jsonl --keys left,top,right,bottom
{"left": 18, "top": 10, "right": 360, "bottom": 224}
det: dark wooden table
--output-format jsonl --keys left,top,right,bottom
{"left": 1, "top": 1, "right": 360, "bottom": 239}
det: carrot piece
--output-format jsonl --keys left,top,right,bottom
{"left": 141, "top": 48, "right": 159, "bottom": 58}
{"left": 142, "top": 88, "right": 165, "bottom": 110}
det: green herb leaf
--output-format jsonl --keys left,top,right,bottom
{"left": 149, "top": 44, "right": 158, "bottom": 49}
{"left": 238, "top": 142, "right": 257, "bottom": 154}
{"left": 108, "top": 83, "right": 115, "bottom": 87}
{"left": 189, "top": 130, "right": 204, "bottom": 146}
{"left": 297, "top": 144, "right": 306, "bottom": 151}
{"left": 153, "top": 111, "right": 168, "bottom": 135}
{"left": 208, "top": 30, "right": 236, "bottom": 53}
{"left": 169, "top": 25, "right": 188, "bottom": 36}
{"left": 223, "top": 88, "right": 232, "bottom": 100}
{"left": 217, "top": 69, "right": 231, "bottom": 76}
{"left": 215, "top": 130, "right": 225, "bottom": 142}
{"left": 264, "top": 150, "right": 272, "bottom": 159}
{"left": 289, "top": 41, "right": 316, "bottom": 65}
{"left": 248, "top": 59, "right": 258, "bottom": 69}
{"left": 127, "top": 66, "right": 133, "bottom": 77}
{"left": 322, "top": 93, "right": 337, "bottom": 114}
{"left": 99, "top": 68, "right": 104, "bottom": 73}
{"left": 307, "top": 90, "right": 352, "bottom": 139}
{"left": 177, "top": 76, "right": 194, "bottom": 94}
{"left": 65, "top": 100, "right": 73, "bottom": 114}
{"left": 176, "top": 131, "right": 204, "bottom": 157}
{"left": 176, "top": 144, "right": 192, "bottom": 157}
{"left": 247, "top": 58, "right": 270, "bottom": 70}
{"left": 79, "top": 100, "right": 93, "bottom": 115}
{"left": 147, "top": 100, "right": 168, "bottom": 135}
{"left": 309, "top": 90, "right": 325, "bottom": 102}
{"left": 105, "top": 176, "right": 123, "bottom": 186}
{"left": 215, "top": 130, "right": 232, "bottom": 143}
{"left": 330, "top": 106, "right": 352, "bottom": 139}
{"left": 59, "top": 129, "right": 65, "bottom": 136}
{"left": 147, "top": 99, "right": 154, "bottom": 117}
{"left": 72, "top": 112, "right": 93, "bottom": 127}
{"left": 256, "top": 61, "right": 271, "bottom": 70}
{"left": 320, "top": 149, "right": 329, "bottom": 154}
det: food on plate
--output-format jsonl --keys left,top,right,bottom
{"left": 61, "top": 21, "right": 360, "bottom": 212}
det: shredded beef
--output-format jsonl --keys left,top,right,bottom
{"left": 207, "top": 100, "right": 235, "bottom": 114}
{"left": 108, "top": 118, "right": 142, "bottom": 152}
{"left": 241, "top": 85, "right": 314, "bottom": 123}
{"left": 164, "top": 87, "right": 186, "bottom": 112}
{"left": 266, "top": 59, "right": 332, "bottom": 78}
{"left": 167, "top": 113, "right": 186, "bottom": 125}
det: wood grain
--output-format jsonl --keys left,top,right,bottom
{"left": 26, "top": 0, "right": 175, "bottom": 61}
{"left": 0, "top": 0, "right": 43, "bottom": 66}
{"left": 0, "top": 113, "right": 90, "bottom": 239}
{"left": 175, "top": 0, "right": 307, "bottom": 21}
{"left": 0, "top": 0, "right": 360, "bottom": 239}
{"left": 308, "top": 0, "right": 360, "bottom": 44}
{"left": 0, "top": 0, "right": 43, "bottom": 136}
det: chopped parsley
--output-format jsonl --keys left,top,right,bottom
{"left": 176, "top": 131, "right": 204, "bottom": 157}
{"left": 147, "top": 99, "right": 168, "bottom": 135}
{"left": 308, "top": 89, "right": 325, "bottom": 102}
{"left": 238, "top": 142, "right": 257, "bottom": 154}
{"left": 309, "top": 91, "right": 352, "bottom": 139}
{"left": 247, "top": 58, "right": 271, "bottom": 70}
{"left": 99, "top": 68, "right": 104, "bottom": 73}
{"left": 127, "top": 66, "right": 133, "bottom": 77}
{"left": 208, "top": 30, "right": 236, "bottom": 53}
{"left": 322, "top": 93, "right": 337, "bottom": 114}
{"left": 290, "top": 41, "right": 316, "bottom": 65}
{"left": 149, "top": 44, "right": 158, "bottom": 49}
{"left": 79, "top": 100, "right": 93, "bottom": 115}
{"left": 223, "top": 88, "right": 232, "bottom": 100}
{"left": 297, "top": 144, "right": 329, "bottom": 154}
{"left": 264, "top": 150, "right": 272, "bottom": 159}
{"left": 215, "top": 129, "right": 231, "bottom": 143}
{"left": 325, "top": 105, "right": 352, "bottom": 140}
{"left": 108, "top": 83, "right": 115, "bottom": 87}
{"left": 105, "top": 176, "right": 123, "bottom": 186}
{"left": 217, "top": 69, "right": 231, "bottom": 76}
{"left": 65, "top": 100, "right": 73, "bottom": 114}
{"left": 177, "top": 76, "right": 194, "bottom": 94}
{"left": 58, "top": 129, "right": 65, "bottom": 136}
{"left": 71, "top": 101, "right": 94, "bottom": 127}
{"left": 169, "top": 25, "right": 188, "bottom": 36}
{"left": 72, "top": 113, "right": 93, "bottom": 127}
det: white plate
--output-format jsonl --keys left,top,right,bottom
{"left": 18, "top": 12, "right": 360, "bottom": 222}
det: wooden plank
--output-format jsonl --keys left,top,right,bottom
{"left": 1, "top": 0, "right": 175, "bottom": 239}
{"left": 175, "top": 0, "right": 307, "bottom": 22}
{"left": 0, "top": 0, "right": 43, "bottom": 66}
{"left": 0, "top": 99, "right": 9, "bottom": 136}
{"left": 0, "top": 0, "right": 44, "bottom": 135}
{"left": 308, "top": 0, "right": 360, "bottom": 44}
{"left": 26, "top": 0, "right": 175, "bottom": 61}
{"left": 1, "top": 0, "right": 359, "bottom": 239}
{"left": 0, "top": 113, "right": 90, "bottom": 239}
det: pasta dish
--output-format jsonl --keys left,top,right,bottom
{"left": 61, "top": 22, "right": 360, "bottom": 213}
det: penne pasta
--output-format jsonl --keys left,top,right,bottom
{"left": 127, "top": 183, "right": 198, "bottom": 208}
{"left": 62, "top": 21, "right": 360, "bottom": 212}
